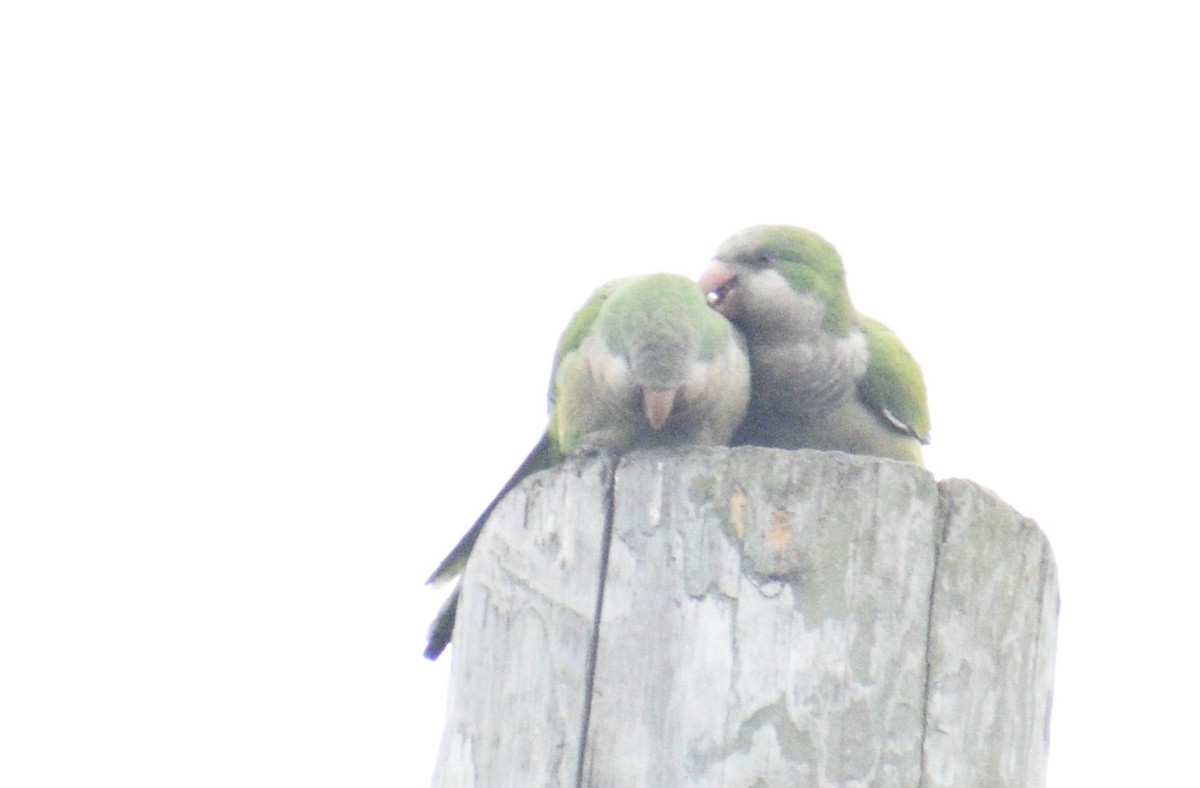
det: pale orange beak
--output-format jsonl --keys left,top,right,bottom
{"left": 642, "top": 387, "right": 678, "bottom": 430}
{"left": 698, "top": 261, "right": 737, "bottom": 318}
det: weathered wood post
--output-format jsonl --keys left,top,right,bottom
{"left": 434, "top": 447, "right": 1058, "bottom": 787}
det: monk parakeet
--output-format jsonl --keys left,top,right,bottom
{"left": 424, "top": 273, "right": 751, "bottom": 659}
{"left": 699, "top": 225, "right": 930, "bottom": 465}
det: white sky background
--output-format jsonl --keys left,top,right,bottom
{"left": 3, "top": 2, "right": 1198, "bottom": 785}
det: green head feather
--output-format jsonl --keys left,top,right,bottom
{"left": 717, "top": 225, "right": 855, "bottom": 335}
{"left": 598, "top": 274, "right": 727, "bottom": 367}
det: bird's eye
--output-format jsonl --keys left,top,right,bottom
{"left": 755, "top": 253, "right": 772, "bottom": 267}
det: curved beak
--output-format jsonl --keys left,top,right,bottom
{"left": 698, "top": 261, "right": 737, "bottom": 317}
{"left": 642, "top": 387, "right": 678, "bottom": 430}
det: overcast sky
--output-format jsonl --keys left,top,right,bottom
{"left": 4, "top": 3, "right": 1198, "bottom": 786}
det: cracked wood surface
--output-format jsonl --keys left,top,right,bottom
{"left": 434, "top": 448, "right": 1058, "bottom": 788}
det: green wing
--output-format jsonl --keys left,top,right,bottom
{"left": 857, "top": 316, "right": 931, "bottom": 443}
{"left": 425, "top": 281, "right": 622, "bottom": 659}
{"left": 545, "top": 278, "right": 627, "bottom": 452}
{"left": 429, "top": 279, "right": 621, "bottom": 589}
{"left": 546, "top": 279, "right": 623, "bottom": 405}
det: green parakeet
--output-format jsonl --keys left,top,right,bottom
{"left": 699, "top": 225, "right": 930, "bottom": 465}
{"left": 424, "top": 273, "right": 750, "bottom": 659}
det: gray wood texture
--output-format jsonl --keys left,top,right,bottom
{"left": 434, "top": 448, "right": 1058, "bottom": 788}
{"left": 921, "top": 479, "right": 1059, "bottom": 788}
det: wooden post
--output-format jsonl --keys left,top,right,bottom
{"left": 434, "top": 448, "right": 1058, "bottom": 788}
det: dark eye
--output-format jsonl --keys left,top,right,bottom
{"left": 755, "top": 253, "right": 772, "bottom": 267}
